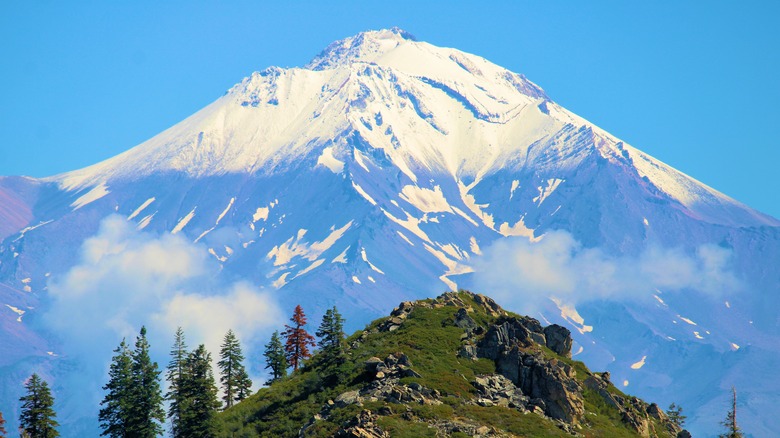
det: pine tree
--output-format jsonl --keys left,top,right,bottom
{"left": 99, "top": 339, "right": 133, "bottom": 437}
{"left": 263, "top": 330, "right": 287, "bottom": 384}
{"left": 179, "top": 345, "right": 221, "bottom": 438}
{"left": 218, "top": 330, "right": 252, "bottom": 409}
{"left": 127, "top": 326, "right": 165, "bottom": 438}
{"left": 315, "top": 306, "right": 346, "bottom": 364}
{"left": 0, "top": 409, "right": 7, "bottom": 438}
{"left": 282, "top": 305, "right": 316, "bottom": 371}
{"left": 18, "top": 373, "right": 59, "bottom": 438}
{"left": 719, "top": 387, "right": 744, "bottom": 438}
{"left": 666, "top": 402, "right": 686, "bottom": 428}
{"left": 166, "top": 327, "right": 189, "bottom": 438}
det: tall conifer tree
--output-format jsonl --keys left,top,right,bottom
{"left": 99, "top": 339, "right": 133, "bottom": 437}
{"left": 282, "top": 305, "right": 316, "bottom": 371}
{"left": 218, "top": 330, "right": 252, "bottom": 409}
{"left": 127, "top": 326, "right": 165, "bottom": 438}
{"left": 263, "top": 330, "right": 287, "bottom": 384}
{"left": 720, "top": 387, "right": 744, "bottom": 438}
{"left": 316, "top": 306, "right": 346, "bottom": 363}
{"left": 18, "top": 373, "right": 59, "bottom": 438}
{"left": 166, "top": 327, "right": 189, "bottom": 438}
{"left": 179, "top": 345, "right": 221, "bottom": 438}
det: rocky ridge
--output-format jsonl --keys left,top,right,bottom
{"left": 220, "top": 291, "right": 690, "bottom": 437}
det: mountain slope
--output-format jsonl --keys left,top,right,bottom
{"left": 218, "top": 291, "right": 685, "bottom": 437}
{"left": 0, "top": 28, "right": 778, "bottom": 436}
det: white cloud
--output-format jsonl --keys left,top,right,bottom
{"left": 44, "top": 215, "right": 282, "bottom": 413}
{"left": 153, "top": 281, "right": 281, "bottom": 359}
{"left": 471, "top": 230, "right": 740, "bottom": 314}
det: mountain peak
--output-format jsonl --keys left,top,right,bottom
{"left": 306, "top": 27, "right": 417, "bottom": 71}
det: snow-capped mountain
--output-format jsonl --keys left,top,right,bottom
{"left": 2, "top": 28, "right": 778, "bottom": 435}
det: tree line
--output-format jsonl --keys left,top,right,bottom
{"left": 3, "top": 303, "right": 743, "bottom": 437}
{"left": 5, "top": 303, "right": 344, "bottom": 437}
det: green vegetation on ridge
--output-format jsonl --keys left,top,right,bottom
{"left": 215, "top": 291, "right": 681, "bottom": 437}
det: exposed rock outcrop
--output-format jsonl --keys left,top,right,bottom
{"left": 471, "top": 374, "right": 529, "bottom": 410}
{"left": 302, "top": 353, "right": 441, "bottom": 435}
{"left": 334, "top": 410, "right": 388, "bottom": 438}
{"left": 544, "top": 324, "right": 573, "bottom": 358}
{"left": 288, "top": 292, "right": 683, "bottom": 438}
{"left": 583, "top": 372, "right": 683, "bottom": 437}
{"left": 474, "top": 316, "right": 583, "bottom": 424}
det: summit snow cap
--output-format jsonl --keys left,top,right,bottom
{"left": 307, "top": 27, "right": 418, "bottom": 71}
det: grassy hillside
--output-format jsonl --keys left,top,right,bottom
{"left": 216, "top": 292, "right": 682, "bottom": 437}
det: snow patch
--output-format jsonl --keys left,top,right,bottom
{"left": 397, "top": 231, "right": 415, "bottom": 246}
{"left": 382, "top": 208, "right": 432, "bottom": 243}
{"left": 317, "top": 146, "right": 345, "bottom": 173}
{"left": 71, "top": 183, "right": 110, "bottom": 210}
{"left": 469, "top": 237, "right": 482, "bottom": 255}
{"left": 267, "top": 221, "right": 353, "bottom": 266}
{"left": 693, "top": 331, "right": 704, "bottom": 339}
{"left": 533, "top": 178, "right": 564, "bottom": 205}
{"left": 136, "top": 213, "right": 156, "bottom": 230}
{"left": 353, "top": 148, "right": 371, "bottom": 173}
{"left": 510, "top": 180, "right": 520, "bottom": 199}
{"left": 457, "top": 180, "right": 494, "bottom": 229}
{"left": 253, "top": 207, "right": 270, "bottom": 222}
{"left": 352, "top": 276, "right": 361, "bottom": 284}
{"left": 209, "top": 248, "right": 227, "bottom": 262}
{"left": 361, "top": 248, "right": 385, "bottom": 274}
{"left": 5, "top": 304, "right": 25, "bottom": 322}
{"left": 128, "top": 197, "right": 156, "bottom": 221}
{"left": 273, "top": 272, "right": 290, "bottom": 289}
{"left": 439, "top": 274, "right": 458, "bottom": 291}
{"left": 14, "top": 220, "right": 54, "bottom": 242}
{"left": 498, "top": 216, "right": 537, "bottom": 239}
{"left": 194, "top": 198, "right": 236, "bottom": 243}
{"left": 352, "top": 181, "right": 377, "bottom": 205}
{"left": 730, "top": 342, "right": 740, "bottom": 350}
{"left": 295, "top": 259, "right": 325, "bottom": 278}
{"left": 332, "top": 246, "right": 349, "bottom": 263}
{"left": 630, "top": 355, "right": 647, "bottom": 370}
{"left": 678, "top": 316, "right": 698, "bottom": 326}
{"left": 550, "top": 297, "right": 593, "bottom": 334}
{"left": 172, "top": 208, "right": 197, "bottom": 234}
{"left": 216, "top": 198, "right": 235, "bottom": 224}
{"left": 399, "top": 185, "right": 452, "bottom": 213}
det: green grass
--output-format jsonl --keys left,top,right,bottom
{"left": 455, "top": 405, "right": 570, "bottom": 437}
{"left": 217, "top": 291, "right": 664, "bottom": 437}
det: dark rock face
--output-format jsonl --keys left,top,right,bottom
{"left": 544, "top": 324, "right": 573, "bottom": 358}
{"left": 477, "top": 317, "right": 545, "bottom": 359}
{"left": 472, "top": 293, "right": 504, "bottom": 317}
{"left": 497, "top": 346, "right": 584, "bottom": 424}
{"left": 454, "top": 307, "right": 477, "bottom": 329}
{"left": 472, "top": 374, "right": 529, "bottom": 409}
{"left": 584, "top": 373, "right": 682, "bottom": 437}
{"left": 476, "top": 318, "right": 584, "bottom": 424}
{"left": 334, "top": 410, "right": 388, "bottom": 438}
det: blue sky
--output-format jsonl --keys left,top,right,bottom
{"left": 1, "top": 1, "right": 778, "bottom": 218}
